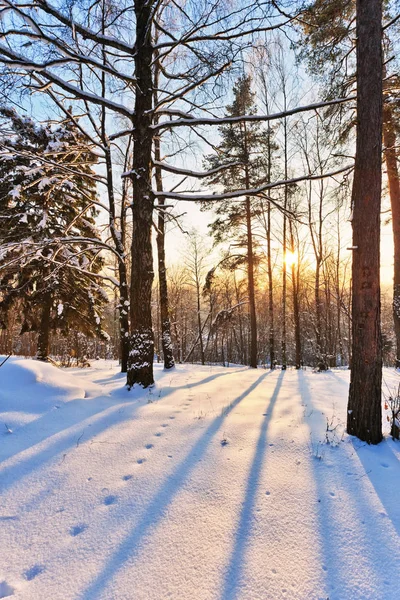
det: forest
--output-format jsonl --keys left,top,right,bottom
{"left": 0, "top": 0, "right": 398, "bottom": 441}
{"left": 0, "top": 2, "right": 400, "bottom": 598}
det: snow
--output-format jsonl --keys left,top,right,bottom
{"left": 0, "top": 359, "right": 399, "bottom": 600}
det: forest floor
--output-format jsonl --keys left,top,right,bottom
{"left": 0, "top": 358, "right": 399, "bottom": 600}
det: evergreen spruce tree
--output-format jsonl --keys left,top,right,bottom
{"left": 203, "top": 75, "right": 275, "bottom": 368}
{"left": 0, "top": 107, "right": 109, "bottom": 360}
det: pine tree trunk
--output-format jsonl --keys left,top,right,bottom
{"left": 100, "top": 7, "right": 130, "bottom": 374}
{"left": 196, "top": 280, "right": 205, "bottom": 365}
{"left": 246, "top": 195, "right": 258, "bottom": 368}
{"left": 281, "top": 113, "right": 288, "bottom": 370}
{"left": 153, "top": 48, "right": 175, "bottom": 371}
{"left": 36, "top": 291, "right": 52, "bottom": 362}
{"left": 290, "top": 222, "right": 302, "bottom": 369}
{"left": 127, "top": 0, "right": 155, "bottom": 389}
{"left": 347, "top": 0, "right": 383, "bottom": 444}
{"left": 267, "top": 203, "right": 275, "bottom": 368}
{"left": 383, "top": 105, "right": 400, "bottom": 368}
{"left": 105, "top": 146, "right": 130, "bottom": 373}
{"left": 292, "top": 262, "right": 302, "bottom": 369}
{"left": 155, "top": 152, "right": 175, "bottom": 370}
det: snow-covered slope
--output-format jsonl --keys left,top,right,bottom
{"left": 0, "top": 360, "right": 399, "bottom": 600}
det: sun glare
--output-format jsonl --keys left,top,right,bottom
{"left": 284, "top": 250, "right": 298, "bottom": 267}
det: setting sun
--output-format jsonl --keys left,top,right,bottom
{"left": 284, "top": 250, "right": 298, "bottom": 267}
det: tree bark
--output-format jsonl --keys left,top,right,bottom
{"left": 127, "top": 0, "right": 155, "bottom": 388}
{"left": 383, "top": 105, "right": 400, "bottom": 368}
{"left": 243, "top": 142, "right": 257, "bottom": 368}
{"left": 246, "top": 194, "right": 258, "bottom": 368}
{"left": 347, "top": 0, "right": 383, "bottom": 444}
{"left": 267, "top": 201, "right": 275, "bottom": 368}
{"left": 153, "top": 46, "right": 175, "bottom": 370}
{"left": 36, "top": 291, "right": 52, "bottom": 362}
{"left": 289, "top": 222, "right": 302, "bottom": 369}
{"left": 154, "top": 150, "right": 175, "bottom": 370}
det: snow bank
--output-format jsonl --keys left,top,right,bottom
{"left": 0, "top": 357, "right": 103, "bottom": 432}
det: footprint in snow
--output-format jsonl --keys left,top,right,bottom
{"left": 329, "top": 492, "right": 335, "bottom": 497}
{"left": 154, "top": 432, "right": 162, "bottom": 437}
{"left": 70, "top": 524, "right": 87, "bottom": 537}
{"left": 122, "top": 474, "right": 132, "bottom": 481}
{"left": 145, "top": 443, "right": 153, "bottom": 450}
{"left": 103, "top": 495, "right": 118, "bottom": 506}
{"left": 381, "top": 462, "right": 389, "bottom": 468}
{"left": 0, "top": 582, "right": 14, "bottom": 598}
{"left": 169, "top": 416, "right": 175, "bottom": 420}
{"left": 161, "top": 424, "right": 168, "bottom": 428}
{"left": 137, "top": 458, "right": 146, "bottom": 464}
{"left": 23, "top": 565, "right": 44, "bottom": 581}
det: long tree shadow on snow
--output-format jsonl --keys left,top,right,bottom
{"left": 78, "top": 370, "right": 272, "bottom": 600}
{"left": 0, "top": 367, "right": 244, "bottom": 492}
{"left": 298, "top": 371, "right": 400, "bottom": 599}
{"left": 350, "top": 438, "right": 400, "bottom": 538}
{"left": 221, "top": 371, "right": 285, "bottom": 600}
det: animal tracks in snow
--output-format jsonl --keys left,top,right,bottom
{"left": 70, "top": 523, "right": 87, "bottom": 537}
{"left": 0, "top": 581, "right": 14, "bottom": 598}
{"left": 103, "top": 495, "right": 118, "bottom": 506}
{"left": 23, "top": 565, "right": 44, "bottom": 581}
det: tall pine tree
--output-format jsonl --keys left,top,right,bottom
{"left": 203, "top": 76, "right": 273, "bottom": 368}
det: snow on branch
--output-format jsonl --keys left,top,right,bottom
{"left": 35, "top": 0, "right": 135, "bottom": 55}
{"left": 153, "top": 18, "right": 298, "bottom": 50}
{"left": 0, "top": 44, "right": 134, "bottom": 119}
{"left": 124, "top": 160, "right": 244, "bottom": 179}
{"left": 153, "top": 165, "right": 354, "bottom": 203}
{"left": 152, "top": 96, "right": 356, "bottom": 131}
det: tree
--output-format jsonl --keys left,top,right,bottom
{"left": 300, "top": 0, "right": 400, "bottom": 368}
{"left": 0, "top": 108, "right": 109, "bottom": 361}
{"left": 347, "top": 0, "right": 383, "bottom": 444}
{"left": 203, "top": 75, "right": 268, "bottom": 368}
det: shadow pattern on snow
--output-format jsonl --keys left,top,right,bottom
{"left": 78, "top": 370, "right": 271, "bottom": 600}
{"left": 0, "top": 368, "right": 243, "bottom": 496}
{"left": 298, "top": 370, "right": 400, "bottom": 599}
{"left": 221, "top": 371, "right": 285, "bottom": 600}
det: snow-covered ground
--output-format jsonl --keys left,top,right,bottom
{"left": 0, "top": 358, "right": 399, "bottom": 600}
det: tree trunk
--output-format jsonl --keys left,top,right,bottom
{"left": 153, "top": 48, "right": 175, "bottom": 371}
{"left": 347, "top": 0, "right": 383, "bottom": 444}
{"left": 383, "top": 105, "right": 400, "bottom": 368}
{"left": 246, "top": 195, "right": 258, "bottom": 367}
{"left": 127, "top": 0, "right": 155, "bottom": 389}
{"left": 36, "top": 291, "right": 52, "bottom": 362}
{"left": 155, "top": 156, "right": 175, "bottom": 370}
{"left": 196, "top": 279, "right": 205, "bottom": 365}
{"left": 289, "top": 223, "right": 302, "bottom": 369}
{"left": 100, "top": 7, "right": 130, "bottom": 374}
{"left": 267, "top": 203, "right": 275, "bottom": 368}
{"left": 281, "top": 111, "right": 288, "bottom": 370}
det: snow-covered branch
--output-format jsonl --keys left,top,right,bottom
{"left": 152, "top": 96, "right": 356, "bottom": 131}
{"left": 152, "top": 164, "right": 354, "bottom": 202}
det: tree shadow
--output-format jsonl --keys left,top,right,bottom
{"left": 0, "top": 396, "right": 139, "bottom": 495}
{"left": 0, "top": 367, "right": 244, "bottom": 481}
{"left": 298, "top": 371, "right": 400, "bottom": 599}
{"left": 78, "top": 370, "right": 272, "bottom": 600}
{"left": 221, "top": 371, "right": 285, "bottom": 600}
{"left": 350, "top": 438, "right": 400, "bottom": 538}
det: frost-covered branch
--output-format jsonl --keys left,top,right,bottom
{"left": 153, "top": 164, "right": 354, "bottom": 202}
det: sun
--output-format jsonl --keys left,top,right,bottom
{"left": 284, "top": 250, "right": 298, "bottom": 267}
